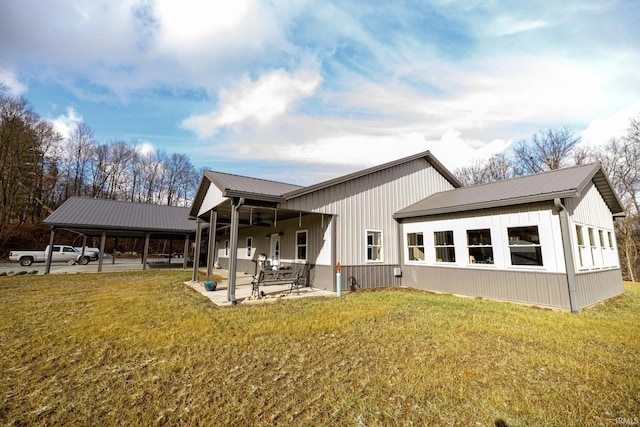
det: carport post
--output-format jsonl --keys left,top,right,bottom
{"left": 183, "top": 235, "right": 189, "bottom": 269}
{"left": 142, "top": 232, "right": 150, "bottom": 270}
{"left": 44, "top": 227, "right": 56, "bottom": 274}
{"left": 192, "top": 219, "right": 203, "bottom": 282}
{"left": 207, "top": 210, "right": 217, "bottom": 277}
{"left": 98, "top": 230, "right": 106, "bottom": 273}
{"left": 227, "top": 198, "right": 244, "bottom": 303}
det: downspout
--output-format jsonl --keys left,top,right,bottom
{"left": 227, "top": 198, "right": 244, "bottom": 303}
{"left": 554, "top": 198, "right": 579, "bottom": 313}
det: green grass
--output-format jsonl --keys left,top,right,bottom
{"left": 1, "top": 271, "right": 638, "bottom": 426}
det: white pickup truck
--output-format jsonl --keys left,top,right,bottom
{"left": 9, "top": 245, "right": 98, "bottom": 266}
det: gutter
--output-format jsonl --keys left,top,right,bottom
{"left": 554, "top": 198, "right": 579, "bottom": 313}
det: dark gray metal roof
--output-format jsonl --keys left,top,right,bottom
{"left": 43, "top": 197, "right": 197, "bottom": 238}
{"left": 205, "top": 170, "right": 303, "bottom": 197}
{"left": 394, "top": 162, "right": 625, "bottom": 219}
{"left": 283, "top": 150, "right": 461, "bottom": 199}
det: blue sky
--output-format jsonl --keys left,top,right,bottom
{"left": 1, "top": 0, "right": 639, "bottom": 185}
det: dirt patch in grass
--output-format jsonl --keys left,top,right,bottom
{"left": 1, "top": 272, "right": 638, "bottom": 426}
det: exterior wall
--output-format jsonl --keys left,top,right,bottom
{"left": 340, "top": 264, "right": 401, "bottom": 290}
{"left": 400, "top": 202, "right": 566, "bottom": 273}
{"left": 566, "top": 182, "right": 624, "bottom": 307}
{"left": 398, "top": 202, "right": 572, "bottom": 308}
{"left": 575, "top": 269, "right": 624, "bottom": 309}
{"left": 402, "top": 265, "right": 571, "bottom": 308}
{"left": 281, "top": 158, "right": 455, "bottom": 267}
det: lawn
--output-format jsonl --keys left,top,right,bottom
{"left": 0, "top": 271, "right": 638, "bottom": 426}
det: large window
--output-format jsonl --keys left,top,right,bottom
{"left": 588, "top": 227, "right": 597, "bottom": 266}
{"left": 508, "top": 226, "right": 543, "bottom": 266}
{"left": 467, "top": 229, "right": 493, "bottom": 264}
{"left": 434, "top": 231, "right": 455, "bottom": 263}
{"left": 246, "top": 237, "right": 253, "bottom": 258}
{"left": 407, "top": 232, "right": 425, "bottom": 261}
{"left": 366, "top": 230, "right": 383, "bottom": 261}
{"left": 296, "top": 230, "right": 307, "bottom": 261}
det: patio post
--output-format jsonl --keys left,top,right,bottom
{"left": 183, "top": 234, "right": 189, "bottom": 269}
{"left": 227, "top": 198, "right": 244, "bottom": 303}
{"left": 142, "top": 232, "right": 150, "bottom": 271}
{"left": 192, "top": 219, "right": 203, "bottom": 281}
{"left": 207, "top": 210, "right": 217, "bottom": 277}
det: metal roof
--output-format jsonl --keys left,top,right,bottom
{"left": 283, "top": 150, "right": 461, "bottom": 199}
{"left": 205, "top": 170, "right": 303, "bottom": 197}
{"left": 43, "top": 197, "right": 197, "bottom": 238}
{"left": 394, "top": 162, "right": 625, "bottom": 219}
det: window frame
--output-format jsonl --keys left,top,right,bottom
{"left": 406, "top": 232, "right": 425, "bottom": 262}
{"left": 434, "top": 230, "right": 455, "bottom": 263}
{"left": 366, "top": 229, "right": 383, "bottom": 262}
{"left": 507, "top": 225, "right": 543, "bottom": 267}
{"left": 575, "top": 225, "right": 585, "bottom": 267}
{"left": 466, "top": 228, "right": 494, "bottom": 265}
{"left": 296, "top": 230, "right": 308, "bottom": 261}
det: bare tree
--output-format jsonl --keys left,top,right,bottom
{"left": 512, "top": 127, "right": 580, "bottom": 175}
{"left": 64, "top": 122, "right": 95, "bottom": 198}
{"left": 454, "top": 154, "right": 514, "bottom": 186}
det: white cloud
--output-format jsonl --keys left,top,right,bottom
{"left": 182, "top": 68, "right": 322, "bottom": 138}
{"left": 0, "top": 68, "right": 27, "bottom": 95}
{"left": 50, "top": 107, "right": 83, "bottom": 140}
{"left": 581, "top": 101, "right": 640, "bottom": 148}
{"left": 135, "top": 141, "right": 156, "bottom": 158}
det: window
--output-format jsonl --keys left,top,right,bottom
{"left": 407, "top": 232, "right": 425, "bottom": 261}
{"left": 246, "top": 237, "right": 253, "bottom": 258}
{"left": 598, "top": 230, "right": 606, "bottom": 264}
{"left": 588, "top": 228, "right": 597, "bottom": 266}
{"left": 296, "top": 230, "right": 307, "bottom": 261}
{"left": 366, "top": 230, "right": 382, "bottom": 261}
{"left": 467, "top": 229, "right": 493, "bottom": 264}
{"left": 575, "top": 226, "right": 585, "bottom": 267}
{"left": 434, "top": 231, "right": 455, "bottom": 262}
{"left": 608, "top": 231, "right": 614, "bottom": 249}
{"left": 224, "top": 240, "right": 229, "bottom": 256}
{"left": 508, "top": 226, "right": 543, "bottom": 266}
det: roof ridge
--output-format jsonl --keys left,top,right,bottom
{"left": 456, "top": 162, "right": 601, "bottom": 191}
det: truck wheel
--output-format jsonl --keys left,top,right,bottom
{"left": 20, "top": 257, "right": 34, "bottom": 266}
{"left": 80, "top": 256, "right": 90, "bottom": 265}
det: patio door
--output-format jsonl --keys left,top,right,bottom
{"left": 269, "top": 234, "right": 281, "bottom": 268}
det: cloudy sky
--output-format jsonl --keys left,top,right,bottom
{"left": 1, "top": 0, "right": 639, "bottom": 184}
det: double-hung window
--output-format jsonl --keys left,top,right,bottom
{"left": 434, "top": 231, "right": 455, "bottom": 262}
{"left": 508, "top": 226, "right": 543, "bottom": 266}
{"left": 467, "top": 229, "right": 493, "bottom": 264}
{"left": 296, "top": 230, "right": 307, "bottom": 261}
{"left": 588, "top": 228, "right": 597, "bottom": 266}
{"left": 407, "top": 232, "right": 425, "bottom": 261}
{"left": 575, "top": 226, "right": 585, "bottom": 267}
{"left": 366, "top": 230, "right": 383, "bottom": 262}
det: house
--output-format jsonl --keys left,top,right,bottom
{"left": 394, "top": 162, "right": 625, "bottom": 312}
{"left": 189, "top": 152, "right": 625, "bottom": 311}
{"left": 188, "top": 151, "right": 460, "bottom": 300}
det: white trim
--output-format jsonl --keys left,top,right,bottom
{"left": 296, "top": 229, "right": 308, "bottom": 261}
{"left": 365, "top": 229, "right": 383, "bottom": 263}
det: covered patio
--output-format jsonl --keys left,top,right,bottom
{"left": 186, "top": 268, "right": 334, "bottom": 306}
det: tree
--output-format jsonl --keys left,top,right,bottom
{"left": 512, "top": 127, "right": 580, "bottom": 175}
{"left": 455, "top": 154, "right": 514, "bottom": 186}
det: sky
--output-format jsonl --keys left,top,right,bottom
{"left": 1, "top": 0, "right": 639, "bottom": 185}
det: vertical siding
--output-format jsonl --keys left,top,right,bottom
{"left": 340, "top": 264, "right": 401, "bottom": 290}
{"left": 566, "top": 182, "right": 615, "bottom": 228}
{"left": 281, "top": 159, "right": 455, "bottom": 266}
{"left": 575, "top": 269, "right": 624, "bottom": 309}
{"left": 197, "top": 184, "right": 226, "bottom": 217}
{"left": 402, "top": 265, "right": 571, "bottom": 309}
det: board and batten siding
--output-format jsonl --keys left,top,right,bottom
{"left": 400, "top": 202, "right": 566, "bottom": 273}
{"left": 575, "top": 269, "right": 624, "bottom": 309}
{"left": 281, "top": 159, "right": 455, "bottom": 266}
{"left": 566, "top": 181, "right": 616, "bottom": 229}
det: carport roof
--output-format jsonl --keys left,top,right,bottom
{"left": 43, "top": 197, "right": 197, "bottom": 238}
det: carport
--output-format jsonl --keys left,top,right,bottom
{"left": 42, "top": 197, "right": 197, "bottom": 274}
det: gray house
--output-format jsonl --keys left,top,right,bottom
{"left": 188, "top": 151, "right": 460, "bottom": 298}
{"left": 189, "top": 152, "right": 625, "bottom": 311}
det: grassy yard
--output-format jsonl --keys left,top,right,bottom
{"left": 0, "top": 271, "right": 638, "bottom": 426}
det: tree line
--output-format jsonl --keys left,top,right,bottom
{"left": 454, "top": 119, "right": 640, "bottom": 282}
{"left": 0, "top": 83, "right": 201, "bottom": 253}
